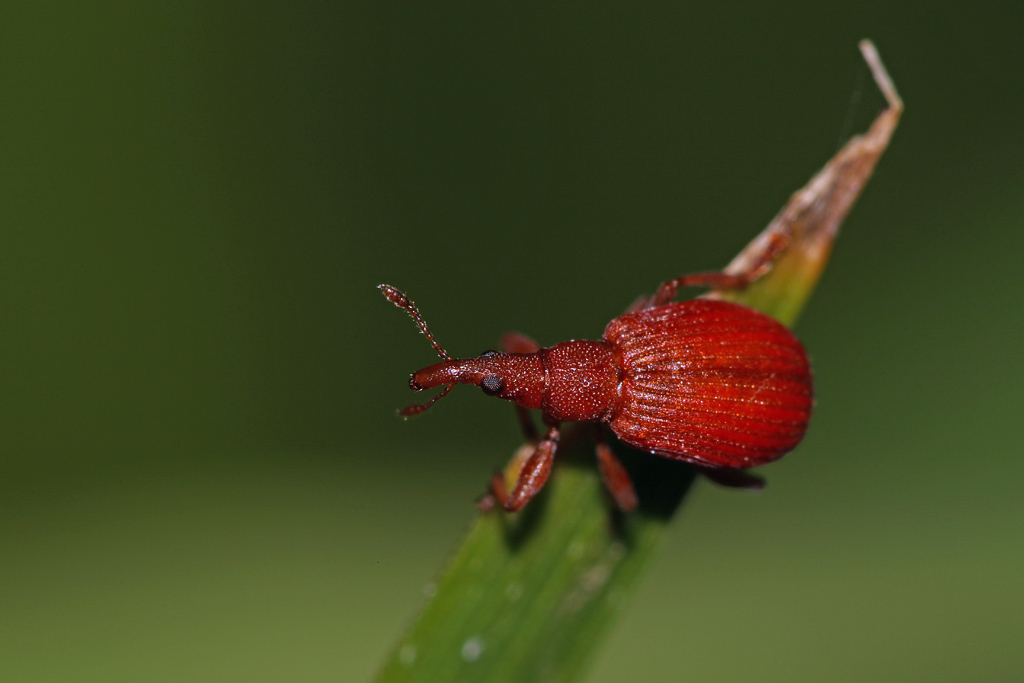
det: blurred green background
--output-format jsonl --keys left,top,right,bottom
{"left": 2, "top": 2, "right": 1022, "bottom": 681}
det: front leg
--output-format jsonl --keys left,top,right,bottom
{"left": 481, "top": 423, "right": 561, "bottom": 513}
{"left": 505, "top": 424, "right": 560, "bottom": 511}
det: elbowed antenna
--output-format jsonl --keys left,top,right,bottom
{"left": 379, "top": 284, "right": 455, "bottom": 416}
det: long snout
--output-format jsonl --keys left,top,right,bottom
{"left": 409, "top": 359, "right": 481, "bottom": 391}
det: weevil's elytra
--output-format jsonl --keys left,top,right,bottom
{"left": 604, "top": 299, "right": 811, "bottom": 470}
{"left": 379, "top": 266, "right": 813, "bottom": 513}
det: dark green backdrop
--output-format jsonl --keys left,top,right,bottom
{"left": 2, "top": 3, "right": 1022, "bottom": 681}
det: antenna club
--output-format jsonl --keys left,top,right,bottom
{"left": 378, "top": 283, "right": 408, "bottom": 308}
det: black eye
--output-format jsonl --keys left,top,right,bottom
{"left": 480, "top": 375, "right": 504, "bottom": 396}
{"left": 479, "top": 350, "right": 499, "bottom": 358}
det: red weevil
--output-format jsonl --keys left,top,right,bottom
{"left": 379, "top": 42, "right": 904, "bottom": 512}
{"left": 381, "top": 245, "right": 813, "bottom": 513}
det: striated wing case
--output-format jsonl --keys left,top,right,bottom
{"left": 604, "top": 299, "right": 813, "bottom": 469}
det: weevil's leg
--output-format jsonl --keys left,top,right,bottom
{"left": 697, "top": 466, "right": 766, "bottom": 490}
{"left": 594, "top": 428, "right": 637, "bottom": 512}
{"left": 476, "top": 425, "right": 559, "bottom": 513}
{"left": 646, "top": 225, "right": 794, "bottom": 308}
{"left": 500, "top": 424, "right": 560, "bottom": 512}
{"left": 500, "top": 332, "right": 541, "bottom": 354}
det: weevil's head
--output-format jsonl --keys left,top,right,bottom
{"left": 405, "top": 351, "right": 544, "bottom": 415}
{"left": 379, "top": 284, "right": 544, "bottom": 415}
